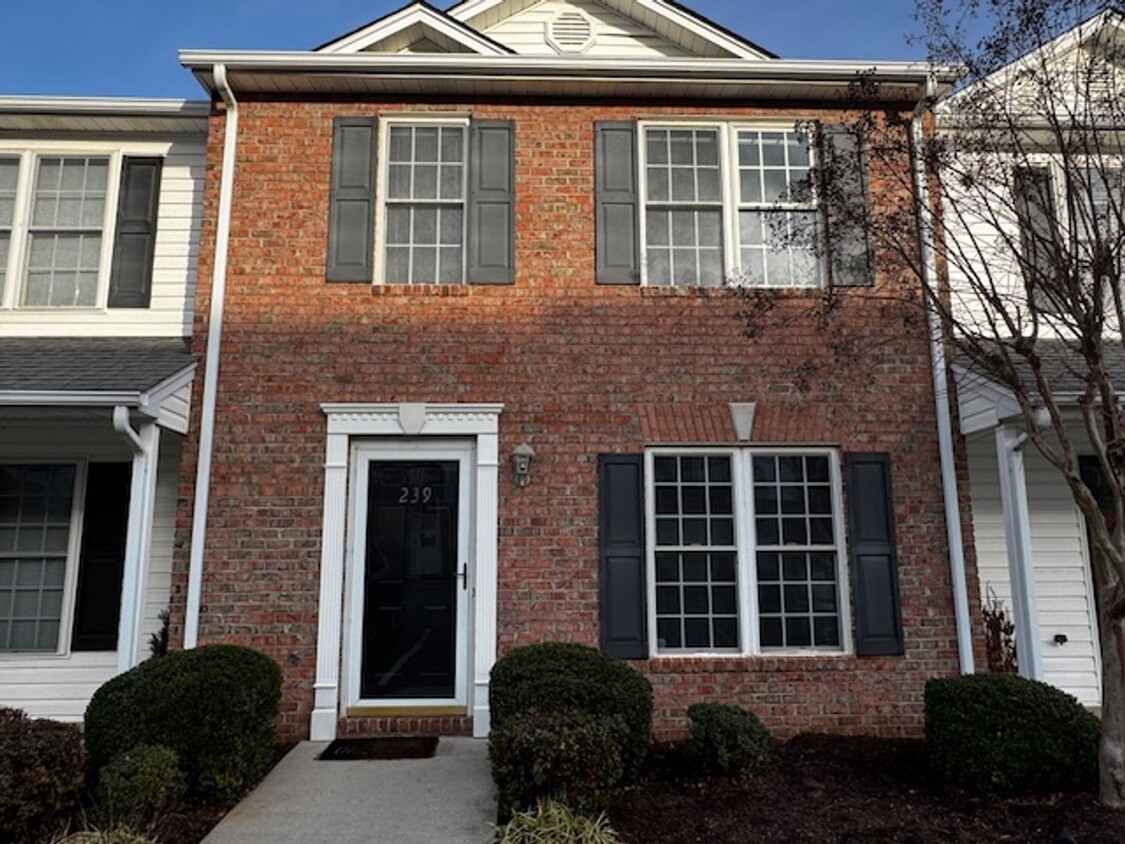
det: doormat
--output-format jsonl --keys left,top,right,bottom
{"left": 318, "top": 736, "right": 439, "bottom": 761}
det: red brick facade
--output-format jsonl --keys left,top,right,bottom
{"left": 172, "top": 99, "right": 976, "bottom": 740}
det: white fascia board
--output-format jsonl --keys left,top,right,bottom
{"left": 628, "top": 0, "right": 771, "bottom": 60}
{"left": 0, "top": 97, "right": 210, "bottom": 118}
{"left": 180, "top": 50, "right": 946, "bottom": 86}
{"left": 0, "top": 390, "right": 143, "bottom": 407}
{"left": 318, "top": 3, "right": 510, "bottom": 56}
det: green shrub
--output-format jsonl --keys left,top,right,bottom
{"left": 0, "top": 707, "right": 85, "bottom": 844}
{"left": 688, "top": 702, "right": 771, "bottom": 777}
{"left": 94, "top": 745, "right": 185, "bottom": 828}
{"left": 925, "top": 673, "right": 1100, "bottom": 795}
{"left": 56, "top": 828, "right": 157, "bottom": 844}
{"left": 489, "top": 642, "right": 653, "bottom": 780}
{"left": 493, "top": 799, "right": 621, "bottom": 844}
{"left": 489, "top": 709, "right": 627, "bottom": 818}
{"left": 85, "top": 645, "right": 282, "bottom": 804}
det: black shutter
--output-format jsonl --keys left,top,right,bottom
{"left": 326, "top": 117, "right": 377, "bottom": 282}
{"left": 108, "top": 157, "right": 162, "bottom": 308}
{"left": 598, "top": 454, "right": 647, "bottom": 658}
{"left": 595, "top": 121, "right": 641, "bottom": 284}
{"left": 71, "top": 463, "right": 132, "bottom": 652}
{"left": 821, "top": 126, "right": 874, "bottom": 287}
{"left": 467, "top": 120, "right": 515, "bottom": 284}
{"left": 844, "top": 453, "right": 904, "bottom": 656}
{"left": 1013, "top": 166, "right": 1061, "bottom": 312}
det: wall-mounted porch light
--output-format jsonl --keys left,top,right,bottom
{"left": 511, "top": 443, "right": 536, "bottom": 487}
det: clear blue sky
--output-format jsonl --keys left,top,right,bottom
{"left": 0, "top": 1, "right": 925, "bottom": 99}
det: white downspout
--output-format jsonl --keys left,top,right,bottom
{"left": 185, "top": 64, "right": 238, "bottom": 649}
{"left": 113, "top": 406, "right": 160, "bottom": 672}
{"left": 995, "top": 425, "right": 1045, "bottom": 680}
{"left": 912, "top": 77, "right": 976, "bottom": 674}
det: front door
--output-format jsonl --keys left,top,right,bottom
{"left": 349, "top": 443, "right": 471, "bottom": 707}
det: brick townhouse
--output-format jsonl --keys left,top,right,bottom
{"left": 172, "top": 0, "right": 976, "bottom": 741}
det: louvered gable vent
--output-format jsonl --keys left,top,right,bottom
{"left": 547, "top": 9, "right": 595, "bottom": 54}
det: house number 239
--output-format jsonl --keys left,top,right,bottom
{"left": 399, "top": 486, "right": 433, "bottom": 504}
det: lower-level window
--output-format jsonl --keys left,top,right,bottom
{"left": 647, "top": 449, "right": 846, "bottom": 655}
{"left": 0, "top": 465, "right": 75, "bottom": 651}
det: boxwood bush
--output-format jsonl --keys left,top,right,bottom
{"left": 489, "top": 642, "right": 653, "bottom": 780}
{"left": 0, "top": 706, "right": 85, "bottom": 844}
{"left": 490, "top": 709, "right": 627, "bottom": 817}
{"left": 85, "top": 645, "right": 282, "bottom": 804}
{"left": 688, "top": 702, "right": 771, "bottom": 777}
{"left": 94, "top": 744, "right": 185, "bottom": 828}
{"left": 925, "top": 673, "right": 1100, "bottom": 795}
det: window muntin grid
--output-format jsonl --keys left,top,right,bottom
{"left": 0, "top": 157, "right": 18, "bottom": 300}
{"left": 0, "top": 465, "right": 75, "bottom": 651}
{"left": 643, "top": 129, "right": 724, "bottom": 287}
{"left": 652, "top": 454, "right": 738, "bottom": 650}
{"left": 22, "top": 157, "right": 108, "bottom": 307}
{"left": 384, "top": 125, "right": 466, "bottom": 285}
{"left": 648, "top": 450, "right": 844, "bottom": 655}
{"left": 752, "top": 454, "right": 840, "bottom": 648}
{"left": 736, "top": 130, "right": 819, "bottom": 288}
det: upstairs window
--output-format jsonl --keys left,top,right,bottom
{"left": 384, "top": 124, "right": 466, "bottom": 285}
{"left": 595, "top": 121, "right": 872, "bottom": 289}
{"left": 0, "top": 152, "right": 162, "bottom": 311}
{"left": 641, "top": 125, "right": 819, "bottom": 288}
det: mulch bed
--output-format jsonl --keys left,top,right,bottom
{"left": 610, "top": 735, "right": 1125, "bottom": 843}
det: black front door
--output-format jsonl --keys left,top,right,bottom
{"left": 361, "top": 460, "right": 459, "bottom": 699}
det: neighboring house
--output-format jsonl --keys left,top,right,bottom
{"left": 942, "top": 10, "right": 1125, "bottom": 709}
{"left": 0, "top": 98, "right": 206, "bottom": 720}
{"left": 172, "top": 0, "right": 974, "bottom": 742}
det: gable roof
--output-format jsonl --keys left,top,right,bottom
{"left": 316, "top": 1, "right": 513, "bottom": 55}
{"left": 446, "top": 0, "right": 776, "bottom": 59}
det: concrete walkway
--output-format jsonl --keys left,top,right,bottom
{"left": 203, "top": 739, "right": 496, "bottom": 844}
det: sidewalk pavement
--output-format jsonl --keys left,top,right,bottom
{"left": 203, "top": 738, "right": 496, "bottom": 844}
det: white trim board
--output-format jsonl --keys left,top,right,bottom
{"left": 312, "top": 402, "right": 503, "bottom": 741}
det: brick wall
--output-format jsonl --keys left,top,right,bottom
{"left": 172, "top": 99, "right": 968, "bottom": 740}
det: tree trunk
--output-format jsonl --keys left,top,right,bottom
{"left": 1100, "top": 602, "right": 1125, "bottom": 806}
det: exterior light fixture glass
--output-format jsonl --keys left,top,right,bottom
{"left": 511, "top": 443, "right": 535, "bottom": 487}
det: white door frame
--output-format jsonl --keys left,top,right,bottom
{"left": 343, "top": 440, "right": 473, "bottom": 710}
{"left": 311, "top": 403, "right": 502, "bottom": 741}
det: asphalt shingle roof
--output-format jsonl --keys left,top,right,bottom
{"left": 960, "top": 339, "right": 1125, "bottom": 395}
{"left": 0, "top": 338, "right": 195, "bottom": 393}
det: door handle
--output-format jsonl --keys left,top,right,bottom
{"left": 459, "top": 563, "right": 469, "bottom": 590}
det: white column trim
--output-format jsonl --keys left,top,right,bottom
{"left": 115, "top": 419, "right": 160, "bottom": 673}
{"left": 311, "top": 432, "right": 350, "bottom": 741}
{"left": 312, "top": 402, "right": 503, "bottom": 741}
{"left": 995, "top": 424, "right": 1045, "bottom": 681}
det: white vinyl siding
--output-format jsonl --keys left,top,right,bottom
{"left": 481, "top": 0, "right": 692, "bottom": 57}
{"left": 0, "top": 137, "right": 204, "bottom": 337}
{"left": 966, "top": 434, "right": 1102, "bottom": 706}
{"left": 0, "top": 422, "right": 181, "bottom": 722}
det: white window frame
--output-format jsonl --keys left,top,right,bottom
{"left": 374, "top": 115, "right": 471, "bottom": 286}
{"left": 643, "top": 446, "right": 851, "bottom": 658}
{"left": 0, "top": 148, "right": 124, "bottom": 311}
{"left": 637, "top": 121, "right": 825, "bottom": 289}
{"left": 0, "top": 460, "right": 87, "bottom": 659}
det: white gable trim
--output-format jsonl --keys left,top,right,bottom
{"left": 318, "top": 3, "right": 511, "bottom": 56}
{"left": 448, "top": 0, "right": 773, "bottom": 60}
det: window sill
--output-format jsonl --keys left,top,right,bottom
{"left": 637, "top": 284, "right": 823, "bottom": 298}
{"left": 369, "top": 284, "right": 473, "bottom": 297}
{"left": 644, "top": 651, "right": 855, "bottom": 673}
